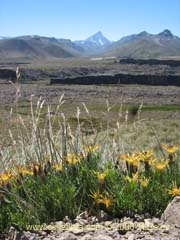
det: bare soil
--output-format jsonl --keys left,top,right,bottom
{"left": 0, "top": 83, "right": 179, "bottom": 106}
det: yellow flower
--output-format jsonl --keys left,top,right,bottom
{"left": 153, "top": 160, "right": 169, "bottom": 171}
{"left": 167, "top": 182, "right": 180, "bottom": 196}
{"left": 99, "top": 196, "right": 113, "bottom": 209}
{"left": 125, "top": 172, "right": 139, "bottom": 183}
{"left": 95, "top": 171, "right": 107, "bottom": 184}
{"left": 139, "top": 150, "right": 153, "bottom": 162}
{"left": 30, "top": 162, "right": 41, "bottom": 172}
{"left": 84, "top": 144, "right": 99, "bottom": 153}
{"left": 89, "top": 190, "right": 103, "bottom": 203}
{"left": 161, "top": 144, "right": 179, "bottom": 155}
{"left": 55, "top": 163, "right": 63, "bottom": 172}
{"left": 0, "top": 171, "right": 15, "bottom": 185}
{"left": 120, "top": 153, "right": 139, "bottom": 167}
{"left": 66, "top": 153, "right": 82, "bottom": 165}
{"left": 139, "top": 176, "right": 150, "bottom": 188}
{"left": 147, "top": 158, "right": 157, "bottom": 166}
{"left": 18, "top": 168, "right": 34, "bottom": 176}
{"left": 90, "top": 191, "right": 113, "bottom": 209}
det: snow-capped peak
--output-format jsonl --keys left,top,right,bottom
{"left": 85, "top": 31, "right": 111, "bottom": 46}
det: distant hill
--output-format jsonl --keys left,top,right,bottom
{"left": 74, "top": 31, "right": 111, "bottom": 54}
{"left": 102, "top": 30, "right": 180, "bottom": 59}
{"left": 0, "top": 35, "right": 84, "bottom": 60}
{"left": 0, "top": 30, "right": 180, "bottom": 60}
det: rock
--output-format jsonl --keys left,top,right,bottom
{"left": 5, "top": 226, "right": 17, "bottom": 240}
{"left": 77, "top": 211, "right": 89, "bottom": 219}
{"left": 69, "top": 223, "right": 85, "bottom": 235}
{"left": 55, "top": 232, "right": 77, "bottom": 240}
{"left": 104, "top": 221, "right": 112, "bottom": 227}
{"left": 134, "top": 214, "right": 144, "bottom": 222}
{"left": 127, "top": 234, "right": 135, "bottom": 240}
{"left": 38, "top": 231, "right": 47, "bottom": 237}
{"left": 74, "top": 218, "right": 88, "bottom": 225}
{"left": 63, "top": 216, "right": 71, "bottom": 224}
{"left": 161, "top": 196, "right": 180, "bottom": 227}
{"left": 89, "top": 216, "right": 99, "bottom": 224}
{"left": 0, "top": 69, "right": 16, "bottom": 81}
{"left": 93, "top": 235, "right": 113, "bottom": 240}
{"left": 152, "top": 217, "right": 161, "bottom": 226}
{"left": 80, "top": 234, "right": 94, "bottom": 240}
{"left": 98, "top": 210, "right": 109, "bottom": 222}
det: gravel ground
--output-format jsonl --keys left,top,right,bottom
{"left": 4, "top": 216, "right": 180, "bottom": 240}
{"left": 0, "top": 83, "right": 180, "bottom": 106}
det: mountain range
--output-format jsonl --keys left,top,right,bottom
{"left": 75, "top": 31, "right": 111, "bottom": 54}
{"left": 0, "top": 29, "right": 180, "bottom": 60}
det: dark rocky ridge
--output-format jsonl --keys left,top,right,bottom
{"left": 0, "top": 69, "right": 16, "bottom": 81}
{"left": 51, "top": 74, "right": 180, "bottom": 86}
{"left": 119, "top": 58, "right": 180, "bottom": 67}
{"left": 1, "top": 58, "right": 180, "bottom": 85}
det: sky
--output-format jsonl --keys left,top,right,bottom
{"left": 0, "top": 0, "right": 180, "bottom": 41}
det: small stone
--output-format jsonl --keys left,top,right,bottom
{"left": 109, "top": 230, "right": 121, "bottom": 239}
{"left": 63, "top": 216, "right": 71, "bottom": 223}
{"left": 144, "top": 212, "right": 151, "bottom": 218}
{"left": 162, "top": 229, "right": 169, "bottom": 234}
{"left": 56, "top": 232, "right": 78, "bottom": 240}
{"left": 80, "top": 234, "right": 94, "bottom": 240}
{"left": 75, "top": 218, "right": 88, "bottom": 225}
{"left": 144, "top": 218, "right": 153, "bottom": 230}
{"left": 69, "top": 223, "right": 85, "bottom": 235}
{"left": 135, "top": 234, "right": 145, "bottom": 239}
{"left": 152, "top": 217, "right": 161, "bottom": 225}
{"left": 134, "top": 214, "right": 144, "bottom": 222}
{"left": 112, "top": 218, "right": 121, "bottom": 223}
{"left": 77, "top": 211, "right": 89, "bottom": 219}
{"left": 54, "top": 221, "right": 64, "bottom": 226}
{"left": 123, "top": 217, "right": 131, "bottom": 222}
{"left": 127, "top": 233, "right": 135, "bottom": 240}
{"left": 90, "top": 216, "right": 99, "bottom": 224}
{"left": 104, "top": 221, "right": 112, "bottom": 227}
{"left": 93, "top": 235, "right": 113, "bottom": 240}
{"left": 98, "top": 210, "right": 109, "bottom": 222}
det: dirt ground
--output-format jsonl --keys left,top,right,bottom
{"left": 0, "top": 83, "right": 180, "bottom": 106}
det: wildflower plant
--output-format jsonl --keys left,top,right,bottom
{"left": 0, "top": 94, "right": 180, "bottom": 233}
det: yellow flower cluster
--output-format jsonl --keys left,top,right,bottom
{"left": 90, "top": 190, "right": 113, "bottom": 209}
{"left": 151, "top": 159, "right": 169, "bottom": 171}
{"left": 120, "top": 147, "right": 174, "bottom": 172}
{"left": 120, "top": 153, "right": 139, "bottom": 167}
{"left": 65, "top": 153, "right": 83, "bottom": 165}
{"left": 125, "top": 172, "right": 150, "bottom": 188}
{"left": 120, "top": 149, "right": 157, "bottom": 169}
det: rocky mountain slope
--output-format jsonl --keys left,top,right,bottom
{"left": 102, "top": 30, "right": 180, "bottom": 58}
{"left": 0, "top": 30, "right": 180, "bottom": 60}
{"left": 0, "top": 35, "right": 84, "bottom": 60}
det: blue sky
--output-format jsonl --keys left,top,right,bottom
{"left": 0, "top": 0, "right": 180, "bottom": 40}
